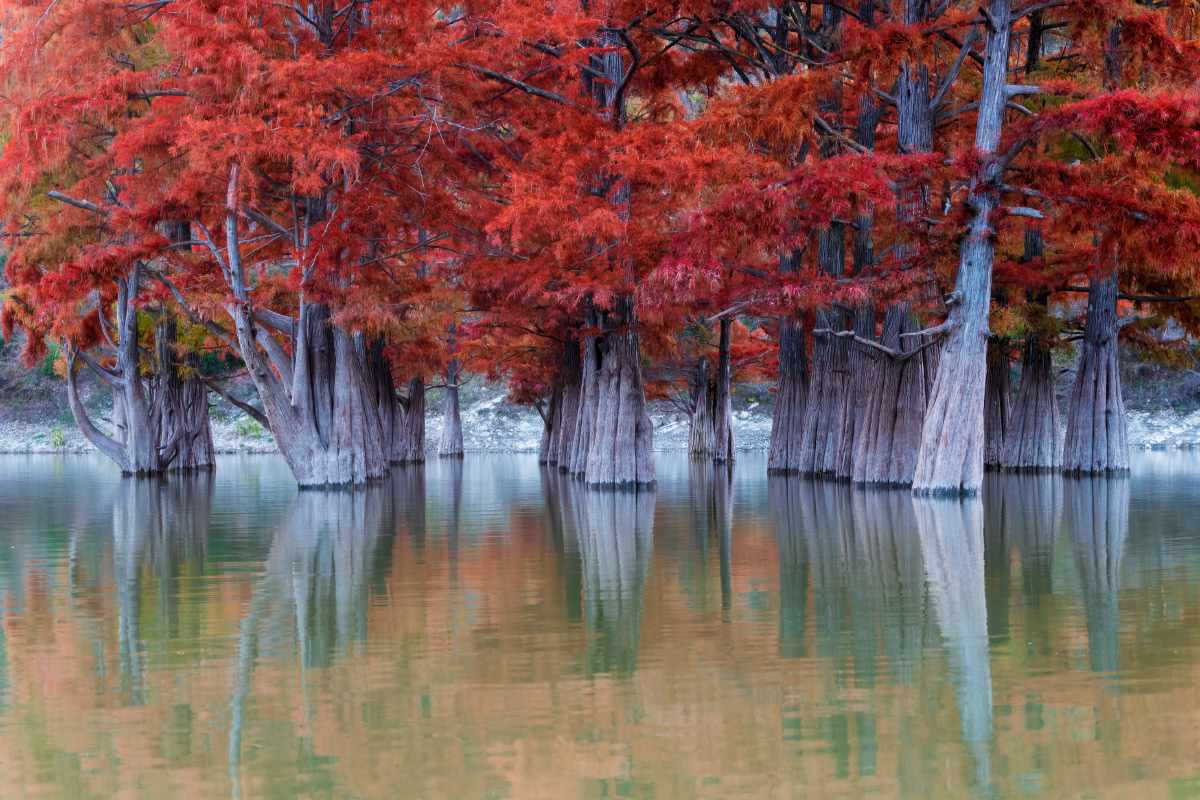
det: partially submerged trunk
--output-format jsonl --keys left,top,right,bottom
{"left": 688, "top": 358, "right": 715, "bottom": 456}
{"left": 767, "top": 272, "right": 808, "bottom": 473}
{"left": 689, "top": 318, "right": 734, "bottom": 463}
{"left": 548, "top": 339, "right": 582, "bottom": 468}
{"left": 393, "top": 377, "right": 426, "bottom": 463}
{"left": 153, "top": 318, "right": 215, "bottom": 471}
{"left": 567, "top": 305, "right": 601, "bottom": 478}
{"left": 835, "top": 302, "right": 874, "bottom": 479}
{"left": 67, "top": 263, "right": 203, "bottom": 475}
{"left": 853, "top": 304, "right": 934, "bottom": 486}
{"left": 437, "top": 359, "right": 464, "bottom": 458}
{"left": 797, "top": 306, "right": 850, "bottom": 476}
{"left": 583, "top": 296, "right": 655, "bottom": 489}
{"left": 1002, "top": 338, "right": 1061, "bottom": 471}
{"left": 913, "top": 0, "right": 1014, "bottom": 495}
{"left": 982, "top": 343, "right": 1011, "bottom": 469}
{"left": 538, "top": 368, "right": 562, "bottom": 464}
{"left": 1063, "top": 271, "right": 1129, "bottom": 474}
{"left": 209, "top": 176, "right": 389, "bottom": 487}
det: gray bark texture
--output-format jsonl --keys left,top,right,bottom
{"left": 982, "top": 344, "right": 1011, "bottom": 469}
{"left": 835, "top": 302, "right": 874, "bottom": 479}
{"left": 550, "top": 340, "right": 582, "bottom": 468}
{"left": 852, "top": 304, "right": 934, "bottom": 486}
{"left": 153, "top": 318, "right": 215, "bottom": 471}
{"left": 67, "top": 263, "right": 209, "bottom": 475}
{"left": 1002, "top": 338, "right": 1061, "bottom": 470}
{"left": 438, "top": 359, "right": 464, "bottom": 457}
{"left": 567, "top": 304, "right": 601, "bottom": 478}
{"left": 583, "top": 296, "right": 656, "bottom": 489}
{"left": 913, "top": 0, "right": 1013, "bottom": 495}
{"left": 214, "top": 173, "right": 389, "bottom": 487}
{"left": 767, "top": 271, "right": 808, "bottom": 473}
{"left": 688, "top": 319, "right": 735, "bottom": 463}
{"left": 1063, "top": 271, "right": 1129, "bottom": 474}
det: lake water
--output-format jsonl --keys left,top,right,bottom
{"left": 1, "top": 452, "right": 1199, "bottom": 798}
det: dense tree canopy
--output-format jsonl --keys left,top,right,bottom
{"left": 2, "top": 0, "right": 1199, "bottom": 490}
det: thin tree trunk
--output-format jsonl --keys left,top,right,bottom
{"left": 584, "top": 296, "right": 656, "bottom": 489}
{"left": 913, "top": 0, "right": 1013, "bottom": 495}
{"left": 712, "top": 317, "right": 734, "bottom": 463}
{"left": 539, "top": 366, "right": 563, "bottom": 464}
{"left": 1063, "top": 270, "right": 1129, "bottom": 474}
{"left": 983, "top": 342, "right": 1011, "bottom": 469}
{"left": 438, "top": 359, "right": 464, "bottom": 457}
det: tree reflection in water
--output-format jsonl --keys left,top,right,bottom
{"left": 688, "top": 458, "right": 734, "bottom": 615}
{"left": 916, "top": 496, "right": 994, "bottom": 797}
{"left": 112, "top": 472, "right": 214, "bottom": 705}
{"left": 546, "top": 476, "right": 655, "bottom": 678}
{"left": 1065, "top": 475, "right": 1129, "bottom": 678}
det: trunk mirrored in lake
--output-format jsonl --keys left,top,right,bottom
{"left": 0, "top": 451, "right": 1198, "bottom": 798}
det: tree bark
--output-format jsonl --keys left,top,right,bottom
{"left": 913, "top": 0, "right": 1013, "bottom": 495}
{"left": 688, "top": 357, "right": 715, "bottom": 456}
{"left": 583, "top": 296, "right": 656, "bottom": 489}
{"left": 853, "top": 304, "right": 934, "bottom": 486}
{"left": 983, "top": 342, "right": 1011, "bottom": 469}
{"left": 539, "top": 366, "right": 563, "bottom": 464}
{"left": 437, "top": 359, "right": 464, "bottom": 458}
{"left": 394, "top": 377, "right": 426, "bottom": 463}
{"left": 153, "top": 317, "right": 215, "bottom": 471}
{"left": 835, "top": 301, "right": 874, "bottom": 479}
{"left": 768, "top": 249, "right": 809, "bottom": 473}
{"left": 550, "top": 338, "right": 582, "bottom": 467}
{"left": 1002, "top": 338, "right": 1061, "bottom": 471}
{"left": 210, "top": 176, "right": 390, "bottom": 487}
{"left": 567, "top": 302, "right": 601, "bottom": 478}
{"left": 712, "top": 317, "right": 734, "bottom": 463}
{"left": 1063, "top": 271, "right": 1129, "bottom": 474}
{"left": 66, "top": 263, "right": 192, "bottom": 475}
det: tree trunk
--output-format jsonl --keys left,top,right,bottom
{"left": 913, "top": 0, "right": 1013, "bottom": 495}
{"left": 711, "top": 317, "right": 734, "bottom": 463}
{"left": 1002, "top": 338, "right": 1061, "bottom": 471}
{"left": 437, "top": 359, "right": 464, "bottom": 458}
{"left": 550, "top": 338, "right": 582, "bottom": 467}
{"left": 768, "top": 251, "right": 809, "bottom": 473}
{"left": 153, "top": 318, "right": 215, "bottom": 471}
{"left": 1063, "top": 271, "right": 1129, "bottom": 474}
{"left": 539, "top": 367, "right": 563, "bottom": 464}
{"left": 583, "top": 296, "right": 656, "bottom": 489}
{"left": 66, "top": 263, "right": 179, "bottom": 475}
{"left": 568, "top": 301, "right": 601, "bottom": 477}
{"left": 394, "top": 377, "right": 426, "bottom": 463}
{"left": 983, "top": 343, "right": 1011, "bottom": 469}
{"left": 835, "top": 302, "right": 874, "bottom": 479}
{"left": 853, "top": 304, "right": 933, "bottom": 486}
{"left": 688, "top": 358, "right": 715, "bottom": 456}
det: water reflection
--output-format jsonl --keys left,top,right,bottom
{"left": 1065, "top": 476, "right": 1129, "bottom": 677}
{"left": 547, "top": 475, "right": 655, "bottom": 677}
{"left": 0, "top": 453, "right": 1198, "bottom": 799}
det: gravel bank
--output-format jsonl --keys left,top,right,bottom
{"left": 2, "top": 391, "right": 1196, "bottom": 455}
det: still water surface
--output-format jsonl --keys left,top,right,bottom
{"left": 0, "top": 452, "right": 1199, "bottom": 798}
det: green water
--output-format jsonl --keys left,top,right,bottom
{"left": 0, "top": 452, "right": 1198, "bottom": 798}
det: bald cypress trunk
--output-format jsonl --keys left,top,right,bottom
{"left": 550, "top": 339, "right": 582, "bottom": 466}
{"left": 688, "top": 358, "right": 715, "bottom": 457}
{"left": 568, "top": 303, "right": 600, "bottom": 478}
{"left": 584, "top": 296, "right": 656, "bottom": 489}
{"left": 1002, "top": 339, "right": 1061, "bottom": 470}
{"left": 983, "top": 344, "right": 1011, "bottom": 469}
{"left": 394, "top": 377, "right": 426, "bottom": 463}
{"left": 852, "top": 304, "right": 934, "bottom": 486}
{"left": 438, "top": 359, "right": 464, "bottom": 458}
{"left": 1063, "top": 272, "right": 1129, "bottom": 474}
{"left": 712, "top": 317, "right": 734, "bottom": 463}
{"left": 835, "top": 302, "right": 874, "bottom": 479}
{"left": 154, "top": 318, "right": 215, "bottom": 471}
{"left": 768, "top": 250, "right": 809, "bottom": 473}
{"left": 913, "top": 0, "right": 1013, "bottom": 495}
{"left": 539, "top": 370, "right": 563, "bottom": 464}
